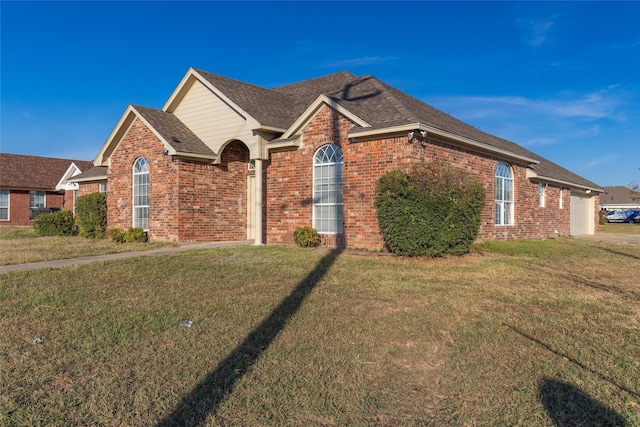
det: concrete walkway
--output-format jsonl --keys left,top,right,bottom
{"left": 575, "top": 235, "right": 640, "bottom": 245}
{"left": 0, "top": 241, "right": 253, "bottom": 274}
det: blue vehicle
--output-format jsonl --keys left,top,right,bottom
{"left": 606, "top": 209, "right": 640, "bottom": 223}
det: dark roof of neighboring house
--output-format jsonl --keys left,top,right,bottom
{"left": 0, "top": 153, "right": 94, "bottom": 191}
{"left": 191, "top": 69, "right": 601, "bottom": 191}
{"left": 132, "top": 105, "right": 215, "bottom": 157}
{"left": 600, "top": 186, "right": 640, "bottom": 206}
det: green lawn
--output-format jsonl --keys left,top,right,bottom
{"left": 599, "top": 222, "right": 640, "bottom": 237}
{"left": 1, "top": 238, "right": 638, "bottom": 425}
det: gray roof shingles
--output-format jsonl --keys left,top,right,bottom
{"left": 132, "top": 105, "right": 215, "bottom": 157}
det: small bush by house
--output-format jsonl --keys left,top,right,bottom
{"left": 375, "top": 160, "right": 485, "bottom": 257}
{"left": 33, "top": 210, "right": 78, "bottom": 236}
{"left": 108, "top": 227, "right": 147, "bottom": 244}
{"left": 294, "top": 226, "right": 321, "bottom": 247}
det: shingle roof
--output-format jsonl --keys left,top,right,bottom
{"left": 132, "top": 105, "right": 215, "bottom": 157}
{"left": 160, "top": 69, "right": 603, "bottom": 190}
{"left": 600, "top": 186, "right": 640, "bottom": 205}
{"left": 0, "top": 153, "right": 94, "bottom": 190}
{"left": 68, "top": 166, "right": 108, "bottom": 182}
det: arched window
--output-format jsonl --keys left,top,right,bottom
{"left": 313, "top": 144, "right": 343, "bottom": 234}
{"left": 495, "top": 162, "right": 513, "bottom": 225}
{"left": 133, "top": 157, "right": 149, "bottom": 231}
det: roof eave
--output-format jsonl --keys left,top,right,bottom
{"left": 349, "top": 123, "right": 540, "bottom": 165}
{"left": 526, "top": 169, "right": 603, "bottom": 193}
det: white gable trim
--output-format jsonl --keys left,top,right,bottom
{"left": 281, "top": 95, "right": 371, "bottom": 140}
{"left": 55, "top": 162, "right": 82, "bottom": 191}
{"left": 163, "top": 68, "right": 262, "bottom": 129}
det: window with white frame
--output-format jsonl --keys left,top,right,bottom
{"left": 0, "top": 190, "right": 9, "bottom": 220}
{"left": 538, "top": 183, "right": 546, "bottom": 207}
{"left": 99, "top": 182, "right": 107, "bottom": 193}
{"left": 132, "top": 157, "right": 149, "bottom": 231}
{"left": 559, "top": 188, "right": 563, "bottom": 209}
{"left": 313, "top": 144, "right": 344, "bottom": 234}
{"left": 495, "top": 162, "right": 513, "bottom": 225}
{"left": 30, "top": 191, "right": 46, "bottom": 209}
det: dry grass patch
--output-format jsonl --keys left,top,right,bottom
{"left": 0, "top": 226, "right": 174, "bottom": 265}
{"left": 1, "top": 239, "right": 639, "bottom": 425}
{"left": 599, "top": 222, "right": 640, "bottom": 237}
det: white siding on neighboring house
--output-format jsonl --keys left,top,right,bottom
{"left": 172, "top": 80, "right": 258, "bottom": 154}
{"left": 570, "top": 193, "right": 595, "bottom": 235}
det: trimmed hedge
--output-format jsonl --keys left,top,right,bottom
{"left": 33, "top": 210, "right": 78, "bottom": 236}
{"left": 375, "top": 160, "right": 485, "bottom": 257}
{"left": 75, "top": 192, "right": 107, "bottom": 238}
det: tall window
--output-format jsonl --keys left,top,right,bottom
{"left": 313, "top": 144, "right": 343, "bottom": 234}
{"left": 538, "top": 183, "right": 546, "bottom": 208}
{"left": 0, "top": 190, "right": 9, "bottom": 220}
{"left": 30, "top": 191, "right": 46, "bottom": 209}
{"left": 133, "top": 157, "right": 149, "bottom": 231}
{"left": 495, "top": 162, "right": 513, "bottom": 225}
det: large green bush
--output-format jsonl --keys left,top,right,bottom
{"left": 75, "top": 192, "right": 107, "bottom": 238}
{"left": 375, "top": 160, "right": 485, "bottom": 257}
{"left": 33, "top": 210, "right": 78, "bottom": 236}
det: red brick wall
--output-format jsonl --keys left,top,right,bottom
{"left": 105, "top": 118, "right": 251, "bottom": 242}
{"left": 0, "top": 190, "right": 65, "bottom": 226}
{"left": 78, "top": 183, "right": 103, "bottom": 197}
{"left": 265, "top": 105, "right": 574, "bottom": 249}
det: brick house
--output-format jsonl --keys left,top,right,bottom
{"left": 0, "top": 153, "right": 94, "bottom": 226}
{"left": 73, "top": 68, "right": 602, "bottom": 248}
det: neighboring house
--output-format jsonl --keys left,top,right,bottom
{"left": 0, "top": 153, "right": 94, "bottom": 226}
{"left": 72, "top": 68, "right": 603, "bottom": 248}
{"left": 599, "top": 186, "right": 640, "bottom": 211}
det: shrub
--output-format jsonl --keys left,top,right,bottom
{"left": 107, "top": 227, "right": 147, "bottom": 243}
{"left": 107, "top": 228, "right": 125, "bottom": 243}
{"left": 33, "top": 210, "right": 78, "bottom": 236}
{"left": 294, "top": 226, "right": 321, "bottom": 247}
{"left": 123, "top": 227, "right": 147, "bottom": 243}
{"left": 75, "top": 192, "right": 107, "bottom": 238}
{"left": 375, "top": 160, "right": 485, "bottom": 257}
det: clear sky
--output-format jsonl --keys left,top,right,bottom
{"left": 2, "top": 1, "right": 639, "bottom": 187}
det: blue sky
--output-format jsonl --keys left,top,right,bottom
{"left": 2, "top": 1, "right": 639, "bottom": 187}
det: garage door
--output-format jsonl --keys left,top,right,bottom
{"left": 570, "top": 193, "right": 595, "bottom": 235}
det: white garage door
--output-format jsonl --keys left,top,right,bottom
{"left": 570, "top": 193, "right": 595, "bottom": 235}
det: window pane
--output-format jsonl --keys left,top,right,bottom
{"left": 313, "top": 145, "right": 344, "bottom": 234}
{"left": 133, "top": 157, "right": 150, "bottom": 230}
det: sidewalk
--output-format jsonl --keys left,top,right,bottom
{"left": 0, "top": 241, "right": 253, "bottom": 274}
{"left": 575, "top": 235, "right": 640, "bottom": 245}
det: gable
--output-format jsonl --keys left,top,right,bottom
{"left": 171, "top": 79, "right": 259, "bottom": 154}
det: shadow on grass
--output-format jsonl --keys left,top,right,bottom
{"left": 156, "top": 248, "right": 343, "bottom": 427}
{"left": 539, "top": 378, "right": 626, "bottom": 426}
{"left": 504, "top": 324, "right": 639, "bottom": 399}
{"left": 595, "top": 244, "right": 640, "bottom": 261}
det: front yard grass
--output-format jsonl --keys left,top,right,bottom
{"left": 0, "top": 227, "right": 174, "bottom": 265}
{"left": 599, "top": 222, "right": 640, "bottom": 237}
{"left": 1, "top": 239, "right": 639, "bottom": 425}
